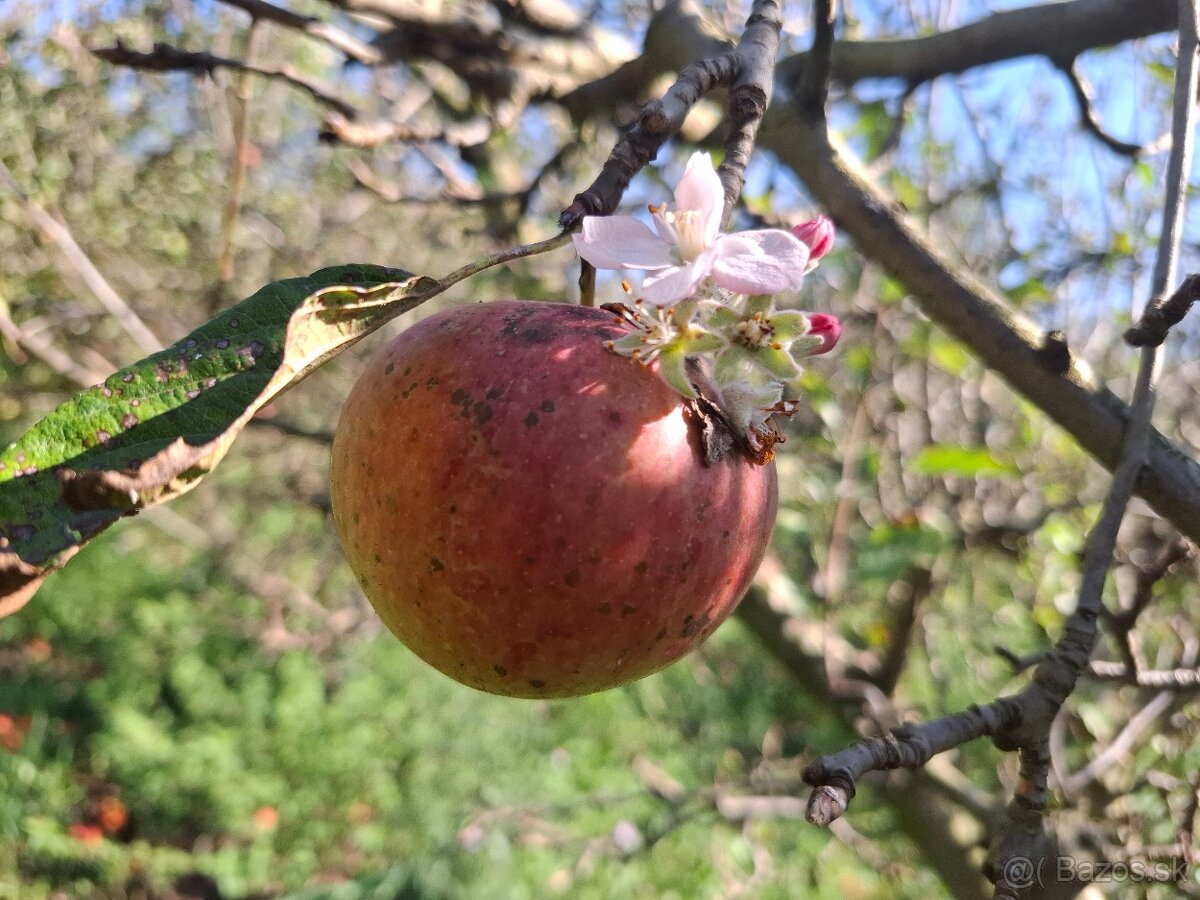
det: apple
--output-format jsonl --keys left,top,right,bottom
{"left": 330, "top": 301, "right": 777, "bottom": 697}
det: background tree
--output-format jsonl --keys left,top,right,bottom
{"left": 1, "top": 0, "right": 1199, "bottom": 897}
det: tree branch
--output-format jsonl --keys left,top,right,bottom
{"left": 0, "top": 160, "right": 162, "bottom": 356}
{"left": 1125, "top": 272, "right": 1200, "bottom": 347}
{"left": 212, "top": 0, "right": 384, "bottom": 64}
{"left": 775, "top": 0, "right": 1178, "bottom": 94}
{"left": 92, "top": 40, "right": 359, "bottom": 120}
{"left": 756, "top": 110, "right": 1200, "bottom": 545}
{"left": 716, "top": 0, "right": 785, "bottom": 225}
{"left": 558, "top": 51, "right": 738, "bottom": 227}
{"left": 1054, "top": 57, "right": 1143, "bottom": 157}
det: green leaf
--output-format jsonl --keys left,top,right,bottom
{"left": 854, "top": 521, "right": 947, "bottom": 583}
{"left": 909, "top": 445, "right": 1020, "bottom": 478}
{"left": 0, "top": 264, "right": 439, "bottom": 614}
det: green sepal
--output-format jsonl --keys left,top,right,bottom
{"left": 769, "top": 311, "right": 812, "bottom": 341}
{"left": 656, "top": 345, "right": 698, "bottom": 398}
{"left": 752, "top": 346, "right": 802, "bottom": 380}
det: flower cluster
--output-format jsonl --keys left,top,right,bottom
{"left": 572, "top": 152, "right": 840, "bottom": 457}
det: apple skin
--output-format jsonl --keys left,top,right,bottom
{"left": 330, "top": 301, "right": 778, "bottom": 698}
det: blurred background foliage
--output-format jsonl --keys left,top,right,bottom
{"left": 1, "top": 0, "right": 1198, "bottom": 897}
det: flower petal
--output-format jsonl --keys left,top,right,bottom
{"left": 710, "top": 231, "right": 810, "bottom": 295}
{"left": 640, "top": 250, "right": 717, "bottom": 306}
{"left": 573, "top": 216, "right": 675, "bottom": 270}
{"left": 675, "top": 152, "right": 723, "bottom": 247}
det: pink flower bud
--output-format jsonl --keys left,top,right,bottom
{"left": 807, "top": 313, "right": 841, "bottom": 355}
{"left": 791, "top": 215, "right": 835, "bottom": 262}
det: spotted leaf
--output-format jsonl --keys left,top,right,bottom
{"left": 0, "top": 264, "right": 440, "bottom": 615}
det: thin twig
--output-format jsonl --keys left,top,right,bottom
{"left": 1125, "top": 272, "right": 1200, "bottom": 346}
{"left": 1054, "top": 57, "right": 1143, "bottom": 157}
{"left": 559, "top": 0, "right": 792, "bottom": 227}
{"left": 92, "top": 40, "right": 358, "bottom": 120}
{"left": 0, "top": 160, "right": 162, "bottom": 355}
{"left": 436, "top": 231, "right": 575, "bottom": 290}
{"left": 798, "top": 3, "right": 1200, "bottom": 881}
{"left": 802, "top": 698, "right": 1023, "bottom": 826}
{"left": 1061, "top": 641, "right": 1198, "bottom": 796}
{"left": 211, "top": 0, "right": 383, "bottom": 64}
{"left": 0, "top": 299, "right": 106, "bottom": 388}
{"left": 987, "top": 2, "right": 1200, "bottom": 893}
{"left": 214, "top": 20, "right": 265, "bottom": 308}
{"left": 559, "top": 52, "right": 738, "bottom": 228}
{"left": 321, "top": 113, "right": 492, "bottom": 148}
{"left": 1087, "top": 661, "right": 1200, "bottom": 689}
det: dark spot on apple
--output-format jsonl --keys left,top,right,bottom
{"left": 451, "top": 388, "right": 469, "bottom": 405}
{"left": 385, "top": 362, "right": 395, "bottom": 374}
{"left": 430, "top": 557, "right": 444, "bottom": 572}
{"left": 523, "top": 555, "right": 536, "bottom": 565}
{"left": 607, "top": 410, "right": 623, "bottom": 426}
{"left": 563, "top": 568, "right": 581, "bottom": 587}
{"left": 493, "top": 664, "right": 508, "bottom": 676}
{"left": 722, "top": 530, "right": 731, "bottom": 539}
{"left": 633, "top": 561, "right": 648, "bottom": 575}
{"left": 449, "top": 504, "right": 457, "bottom": 514}
{"left": 541, "top": 399, "right": 555, "bottom": 413}
{"left": 472, "top": 402, "right": 493, "bottom": 424}
{"left": 597, "top": 602, "right": 612, "bottom": 616}
{"left": 529, "top": 679, "right": 546, "bottom": 689}
{"left": 403, "top": 366, "right": 412, "bottom": 376}
{"left": 655, "top": 628, "right": 667, "bottom": 642}
{"left": 524, "top": 411, "right": 539, "bottom": 428}
{"left": 499, "top": 306, "right": 538, "bottom": 336}
{"left": 352, "top": 512, "right": 360, "bottom": 524}
{"left": 680, "top": 611, "right": 710, "bottom": 638}
{"left": 486, "top": 387, "right": 503, "bottom": 400}
{"left": 621, "top": 603, "right": 636, "bottom": 616}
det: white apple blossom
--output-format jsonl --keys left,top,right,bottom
{"left": 572, "top": 152, "right": 811, "bottom": 306}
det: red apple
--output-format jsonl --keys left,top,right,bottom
{"left": 330, "top": 301, "right": 777, "bottom": 697}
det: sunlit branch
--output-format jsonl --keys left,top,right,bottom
{"left": 212, "top": 0, "right": 384, "bottom": 64}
